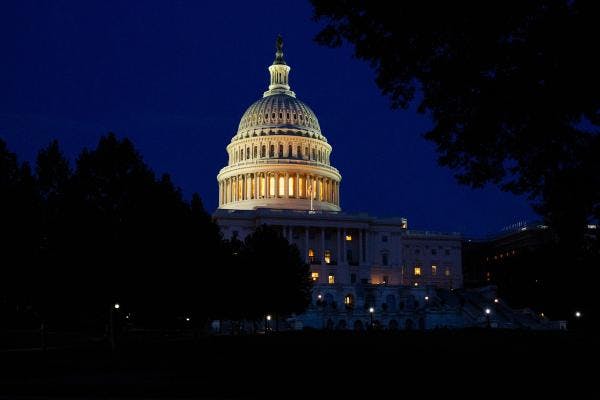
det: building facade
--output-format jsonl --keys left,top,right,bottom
{"left": 214, "top": 38, "right": 558, "bottom": 330}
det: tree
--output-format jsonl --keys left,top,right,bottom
{"left": 217, "top": 225, "right": 312, "bottom": 325}
{"left": 311, "top": 0, "right": 600, "bottom": 245}
{"left": 243, "top": 225, "right": 312, "bottom": 320}
{"left": 0, "top": 139, "right": 41, "bottom": 327}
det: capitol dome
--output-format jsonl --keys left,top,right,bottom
{"left": 217, "top": 36, "right": 341, "bottom": 212}
{"left": 234, "top": 94, "right": 325, "bottom": 142}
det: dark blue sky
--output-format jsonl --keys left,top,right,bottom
{"left": 1, "top": 0, "right": 536, "bottom": 235}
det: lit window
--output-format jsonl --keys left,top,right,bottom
{"left": 311, "top": 272, "right": 319, "bottom": 282}
{"left": 431, "top": 265, "right": 437, "bottom": 275}
{"left": 308, "top": 248, "right": 316, "bottom": 264}
{"left": 328, "top": 274, "right": 335, "bottom": 285}
{"left": 344, "top": 295, "right": 353, "bottom": 306}
{"left": 345, "top": 234, "right": 352, "bottom": 241}
{"left": 414, "top": 267, "right": 422, "bottom": 276}
{"left": 324, "top": 249, "right": 331, "bottom": 264}
{"left": 445, "top": 268, "right": 451, "bottom": 277}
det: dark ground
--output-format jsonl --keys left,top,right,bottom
{"left": 0, "top": 329, "right": 596, "bottom": 398}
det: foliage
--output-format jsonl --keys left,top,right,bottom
{"left": 311, "top": 0, "right": 600, "bottom": 245}
{"left": 1, "top": 134, "right": 312, "bottom": 331}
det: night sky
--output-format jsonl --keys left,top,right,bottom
{"left": 1, "top": 0, "right": 537, "bottom": 236}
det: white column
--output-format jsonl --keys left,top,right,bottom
{"left": 365, "top": 229, "right": 369, "bottom": 264}
{"left": 266, "top": 173, "right": 270, "bottom": 198}
{"left": 295, "top": 173, "right": 300, "bottom": 199}
{"left": 342, "top": 228, "right": 346, "bottom": 263}
{"left": 321, "top": 228, "right": 325, "bottom": 263}
{"left": 358, "top": 229, "right": 363, "bottom": 265}
{"left": 254, "top": 173, "right": 258, "bottom": 199}
{"left": 336, "top": 228, "right": 341, "bottom": 264}
{"left": 305, "top": 227, "right": 309, "bottom": 263}
{"left": 284, "top": 172, "right": 289, "bottom": 198}
{"left": 275, "top": 172, "right": 279, "bottom": 197}
{"left": 218, "top": 181, "right": 222, "bottom": 205}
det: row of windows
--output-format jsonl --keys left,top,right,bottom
{"left": 240, "top": 111, "right": 317, "bottom": 129}
{"left": 311, "top": 265, "right": 451, "bottom": 285}
{"left": 230, "top": 143, "right": 330, "bottom": 164}
{"left": 413, "top": 265, "right": 451, "bottom": 277}
{"left": 412, "top": 248, "right": 451, "bottom": 256}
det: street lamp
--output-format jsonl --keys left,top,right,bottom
{"left": 484, "top": 308, "right": 491, "bottom": 328}
{"left": 369, "top": 307, "right": 374, "bottom": 330}
{"left": 266, "top": 314, "right": 272, "bottom": 333}
{"left": 575, "top": 311, "right": 582, "bottom": 318}
{"left": 424, "top": 296, "right": 429, "bottom": 301}
{"left": 494, "top": 298, "right": 499, "bottom": 303}
{"left": 110, "top": 303, "right": 120, "bottom": 351}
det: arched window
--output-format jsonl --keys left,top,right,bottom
{"left": 261, "top": 145, "right": 266, "bottom": 158}
{"left": 269, "top": 145, "right": 274, "bottom": 157}
{"left": 253, "top": 146, "right": 257, "bottom": 158}
{"left": 297, "top": 146, "right": 302, "bottom": 158}
{"left": 278, "top": 144, "right": 283, "bottom": 157}
{"left": 288, "top": 144, "right": 292, "bottom": 158}
{"left": 298, "top": 175, "right": 304, "bottom": 197}
{"left": 269, "top": 176, "right": 275, "bottom": 196}
{"left": 278, "top": 176, "right": 285, "bottom": 196}
{"left": 382, "top": 252, "right": 389, "bottom": 266}
{"left": 288, "top": 176, "right": 294, "bottom": 197}
{"left": 246, "top": 147, "right": 250, "bottom": 159}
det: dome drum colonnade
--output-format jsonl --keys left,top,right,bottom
{"left": 217, "top": 35, "right": 341, "bottom": 212}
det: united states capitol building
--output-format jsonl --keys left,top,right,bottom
{"left": 213, "top": 38, "right": 560, "bottom": 331}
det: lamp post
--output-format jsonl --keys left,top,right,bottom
{"left": 369, "top": 307, "right": 374, "bottom": 330}
{"left": 110, "top": 303, "right": 120, "bottom": 351}
{"left": 266, "top": 314, "right": 272, "bottom": 333}
{"left": 484, "top": 308, "right": 491, "bottom": 328}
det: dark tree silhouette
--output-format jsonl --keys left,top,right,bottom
{"left": 215, "top": 225, "right": 312, "bottom": 325}
{"left": 311, "top": 0, "right": 600, "bottom": 245}
{"left": 0, "top": 140, "right": 41, "bottom": 327}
